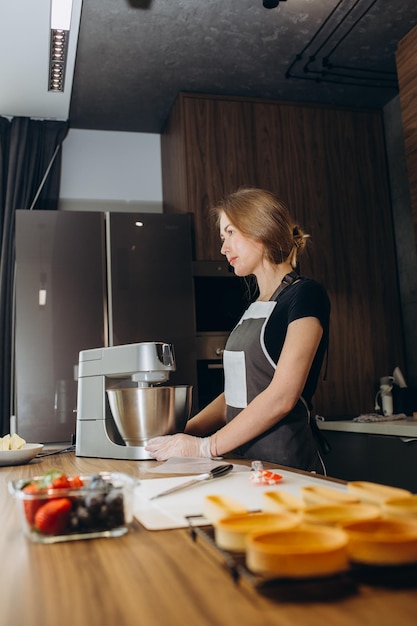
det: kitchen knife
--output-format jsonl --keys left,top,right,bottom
{"left": 149, "top": 463, "right": 234, "bottom": 500}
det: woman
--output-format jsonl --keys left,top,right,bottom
{"left": 146, "top": 188, "right": 330, "bottom": 473}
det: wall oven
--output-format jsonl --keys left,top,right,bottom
{"left": 193, "top": 261, "right": 249, "bottom": 411}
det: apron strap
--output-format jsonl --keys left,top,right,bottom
{"left": 269, "top": 270, "right": 299, "bottom": 301}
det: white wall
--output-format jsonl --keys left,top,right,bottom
{"left": 59, "top": 129, "right": 163, "bottom": 213}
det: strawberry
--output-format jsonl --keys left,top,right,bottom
{"left": 50, "top": 475, "right": 72, "bottom": 490}
{"left": 68, "top": 475, "right": 84, "bottom": 489}
{"left": 47, "top": 473, "right": 84, "bottom": 491}
{"left": 22, "top": 484, "right": 47, "bottom": 525}
{"left": 34, "top": 498, "right": 72, "bottom": 535}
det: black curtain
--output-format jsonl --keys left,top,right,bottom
{"left": 0, "top": 117, "right": 69, "bottom": 435}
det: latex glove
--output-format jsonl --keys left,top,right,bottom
{"left": 145, "top": 433, "right": 211, "bottom": 461}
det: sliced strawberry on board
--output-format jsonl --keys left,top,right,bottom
{"left": 249, "top": 469, "right": 283, "bottom": 485}
{"left": 34, "top": 498, "right": 72, "bottom": 535}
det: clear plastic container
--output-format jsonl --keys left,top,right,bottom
{"left": 9, "top": 471, "right": 138, "bottom": 543}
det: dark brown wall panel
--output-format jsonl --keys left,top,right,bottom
{"left": 161, "top": 93, "right": 405, "bottom": 418}
{"left": 396, "top": 24, "right": 417, "bottom": 249}
{"left": 182, "top": 97, "right": 258, "bottom": 259}
{"left": 252, "top": 103, "right": 402, "bottom": 416}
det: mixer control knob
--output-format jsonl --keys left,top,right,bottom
{"left": 161, "top": 343, "right": 175, "bottom": 367}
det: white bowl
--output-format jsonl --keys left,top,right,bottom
{"left": 0, "top": 443, "right": 43, "bottom": 467}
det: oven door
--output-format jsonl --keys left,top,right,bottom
{"left": 195, "top": 334, "right": 227, "bottom": 411}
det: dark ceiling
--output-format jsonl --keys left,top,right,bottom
{"left": 68, "top": 0, "right": 417, "bottom": 134}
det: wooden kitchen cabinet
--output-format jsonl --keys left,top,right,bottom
{"left": 396, "top": 23, "right": 417, "bottom": 252}
{"left": 161, "top": 92, "right": 405, "bottom": 421}
{"left": 161, "top": 95, "right": 258, "bottom": 259}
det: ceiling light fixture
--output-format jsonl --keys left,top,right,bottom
{"left": 48, "top": 0, "right": 74, "bottom": 92}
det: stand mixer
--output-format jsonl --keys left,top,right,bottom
{"left": 75, "top": 342, "right": 192, "bottom": 460}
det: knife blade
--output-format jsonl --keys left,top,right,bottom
{"left": 149, "top": 463, "right": 234, "bottom": 500}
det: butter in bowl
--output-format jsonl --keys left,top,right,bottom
{"left": 9, "top": 470, "right": 138, "bottom": 543}
{"left": 0, "top": 433, "right": 43, "bottom": 467}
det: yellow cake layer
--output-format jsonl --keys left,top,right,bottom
{"left": 301, "top": 485, "right": 359, "bottom": 507}
{"left": 214, "top": 511, "right": 300, "bottom": 552}
{"left": 302, "top": 503, "right": 381, "bottom": 526}
{"left": 203, "top": 494, "right": 248, "bottom": 524}
{"left": 382, "top": 494, "right": 417, "bottom": 519}
{"left": 347, "top": 481, "right": 412, "bottom": 505}
{"left": 341, "top": 518, "right": 417, "bottom": 565}
{"left": 262, "top": 490, "right": 305, "bottom": 514}
{"left": 246, "top": 524, "right": 349, "bottom": 578}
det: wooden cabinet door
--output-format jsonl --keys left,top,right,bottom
{"left": 162, "top": 94, "right": 258, "bottom": 260}
{"left": 396, "top": 24, "right": 417, "bottom": 252}
{"left": 252, "top": 102, "right": 403, "bottom": 416}
{"left": 184, "top": 96, "right": 259, "bottom": 259}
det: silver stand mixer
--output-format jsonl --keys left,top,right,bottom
{"left": 75, "top": 342, "right": 192, "bottom": 460}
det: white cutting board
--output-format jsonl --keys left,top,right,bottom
{"left": 133, "top": 466, "right": 348, "bottom": 530}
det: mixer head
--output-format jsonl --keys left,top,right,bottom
{"left": 131, "top": 342, "right": 175, "bottom": 386}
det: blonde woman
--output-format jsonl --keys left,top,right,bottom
{"left": 146, "top": 188, "right": 330, "bottom": 473}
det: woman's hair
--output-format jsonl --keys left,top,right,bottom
{"left": 211, "top": 187, "right": 309, "bottom": 268}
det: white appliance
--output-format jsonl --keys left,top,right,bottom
{"left": 76, "top": 342, "right": 192, "bottom": 460}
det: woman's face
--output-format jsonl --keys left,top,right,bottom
{"left": 219, "top": 211, "right": 264, "bottom": 277}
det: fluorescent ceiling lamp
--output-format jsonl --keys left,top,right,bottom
{"left": 51, "top": 0, "right": 73, "bottom": 30}
{"left": 49, "top": 0, "right": 74, "bottom": 92}
{"left": 0, "top": 0, "right": 83, "bottom": 119}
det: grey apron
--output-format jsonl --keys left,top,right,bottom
{"left": 223, "top": 272, "right": 324, "bottom": 473}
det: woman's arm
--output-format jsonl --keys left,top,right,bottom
{"left": 145, "top": 316, "right": 323, "bottom": 460}
{"left": 184, "top": 393, "right": 227, "bottom": 436}
{"left": 211, "top": 316, "right": 323, "bottom": 456}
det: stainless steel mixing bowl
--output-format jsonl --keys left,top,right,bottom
{"left": 106, "top": 385, "right": 192, "bottom": 446}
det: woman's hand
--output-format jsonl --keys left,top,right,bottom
{"left": 145, "top": 433, "right": 211, "bottom": 461}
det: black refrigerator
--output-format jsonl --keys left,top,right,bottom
{"left": 14, "top": 210, "right": 198, "bottom": 444}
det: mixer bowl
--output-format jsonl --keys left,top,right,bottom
{"left": 106, "top": 385, "right": 192, "bottom": 446}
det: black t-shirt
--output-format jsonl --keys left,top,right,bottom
{"left": 264, "top": 276, "right": 330, "bottom": 406}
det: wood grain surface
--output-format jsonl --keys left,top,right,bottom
{"left": 1, "top": 453, "right": 416, "bottom": 626}
{"left": 397, "top": 23, "right": 417, "bottom": 250}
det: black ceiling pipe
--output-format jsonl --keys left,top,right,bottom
{"left": 263, "top": 0, "right": 279, "bottom": 8}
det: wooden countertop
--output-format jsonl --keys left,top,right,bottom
{"left": 1, "top": 452, "right": 417, "bottom": 626}
{"left": 317, "top": 417, "right": 417, "bottom": 438}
